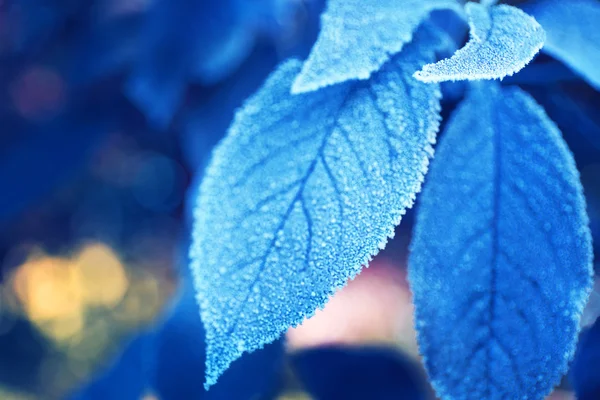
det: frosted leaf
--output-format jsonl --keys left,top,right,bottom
{"left": 409, "top": 82, "right": 593, "bottom": 400}
{"left": 414, "top": 3, "right": 545, "bottom": 82}
{"left": 291, "top": 0, "right": 462, "bottom": 94}
{"left": 191, "top": 28, "right": 444, "bottom": 387}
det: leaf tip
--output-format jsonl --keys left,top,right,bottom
{"left": 290, "top": 76, "right": 312, "bottom": 95}
{"left": 413, "top": 69, "right": 435, "bottom": 83}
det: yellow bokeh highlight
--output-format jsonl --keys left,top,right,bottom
{"left": 68, "top": 319, "right": 111, "bottom": 362}
{"left": 3, "top": 241, "right": 174, "bottom": 399}
{"left": 277, "top": 393, "right": 314, "bottom": 400}
{"left": 113, "top": 270, "right": 161, "bottom": 325}
{"left": 75, "top": 243, "right": 129, "bottom": 307}
{"left": 11, "top": 254, "right": 84, "bottom": 342}
{"left": 9, "top": 243, "right": 129, "bottom": 343}
{"left": 39, "top": 313, "right": 85, "bottom": 343}
{"left": 0, "top": 387, "right": 36, "bottom": 400}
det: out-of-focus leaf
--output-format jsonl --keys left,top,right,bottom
{"left": 291, "top": 0, "right": 461, "bottom": 94}
{"left": 525, "top": 84, "right": 600, "bottom": 154}
{"left": 151, "top": 281, "right": 206, "bottom": 399}
{"left": 69, "top": 278, "right": 284, "bottom": 400}
{"left": 525, "top": 84, "right": 600, "bottom": 275}
{"left": 291, "top": 346, "right": 428, "bottom": 400}
{"left": 0, "top": 316, "right": 48, "bottom": 392}
{"left": 523, "top": 0, "right": 600, "bottom": 90}
{"left": 191, "top": 25, "right": 255, "bottom": 86}
{"left": 191, "top": 27, "right": 444, "bottom": 387}
{"left": 182, "top": 46, "right": 280, "bottom": 171}
{"left": 65, "top": 13, "right": 143, "bottom": 85}
{"left": 124, "top": 0, "right": 288, "bottom": 129}
{"left": 429, "top": 8, "right": 468, "bottom": 50}
{"left": 503, "top": 61, "right": 580, "bottom": 86}
{"left": 68, "top": 335, "right": 154, "bottom": 400}
{"left": 7, "top": 0, "right": 81, "bottom": 52}
{"left": 124, "top": 0, "right": 210, "bottom": 129}
{"left": 571, "top": 317, "right": 600, "bottom": 400}
{"left": 409, "top": 82, "right": 593, "bottom": 399}
{"left": 153, "top": 279, "right": 285, "bottom": 400}
{"left": 415, "top": 3, "right": 545, "bottom": 82}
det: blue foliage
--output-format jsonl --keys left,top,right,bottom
{"left": 190, "top": 27, "right": 445, "bottom": 387}
{"left": 570, "top": 318, "right": 600, "bottom": 400}
{"left": 1, "top": 0, "right": 599, "bottom": 398}
{"left": 409, "top": 82, "right": 593, "bottom": 399}
{"left": 152, "top": 281, "right": 207, "bottom": 400}
{"left": 523, "top": 0, "right": 600, "bottom": 90}
{"left": 429, "top": 8, "right": 469, "bottom": 51}
{"left": 6, "top": 0, "right": 81, "bottom": 53}
{"left": 415, "top": 3, "right": 545, "bottom": 82}
{"left": 502, "top": 61, "right": 582, "bottom": 87}
{"left": 203, "top": 336, "right": 283, "bottom": 400}
{"left": 153, "top": 280, "right": 285, "bottom": 400}
{"left": 291, "top": 346, "right": 428, "bottom": 400}
{"left": 124, "top": 0, "right": 225, "bottom": 129}
{"left": 124, "top": 0, "right": 290, "bottom": 129}
{"left": 525, "top": 84, "right": 600, "bottom": 154}
{"left": 64, "top": 13, "right": 143, "bottom": 86}
{"left": 181, "top": 46, "right": 281, "bottom": 171}
{"left": 525, "top": 84, "right": 600, "bottom": 275}
{"left": 68, "top": 279, "right": 284, "bottom": 400}
{"left": 291, "top": 0, "right": 461, "bottom": 94}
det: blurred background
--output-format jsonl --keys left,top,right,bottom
{"left": 0, "top": 0, "right": 598, "bottom": 399}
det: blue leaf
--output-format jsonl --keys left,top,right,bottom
{"left": 206, "top": 336, "right": 284, "bottom": 400}
{"left": 65, "top": 13, "right": 142, "bottom": 86}
{"left": 522, "top": 0, "right": 600, "bottom": 90}
{"left": 290, "top": 0, "right": 461, "bottom": 94}
{"left": 525, "top": 84, "right": 600, "bottom": 153}
{"left": 502, "top": 60, "right": 581, "bottom": 86}
{"left": 123, "top": 0, "right": 206, "bottom": 129}
{"left": 191, "top": 27, "right": 444, "bottom": 387}
{"left": 291, "top": 346, "right": 428, "bottom": 400}
{"left": 69, "top": 278, "right": 284, "bottom": 400}
{"left": 429, "top": 8, "right": 469, "bottom": 51}
{"left": 409, "top": 82, "right": 593, "bottom": 399}
{"left": 153, "top": 280, "right": 285, "bottom": 400}
{"left": 124, "top": 0, "right": 261, "bottom": 129}
{"left": 571, "top": 317, "right": 600, "bottom": 400}
{"left": 182, "top": 46, "right": 280, "bottom": 171}
{"left": 414, "top": 3, "right": 545, "bottom": 82}
{"left": 192, "top": 26, "right": 255, "bottom": 86}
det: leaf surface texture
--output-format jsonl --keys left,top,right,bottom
{"left": 409, "top": 82, "right": 593, "bottom": 400}
{"left": 191, "top": 29, "right": 444, "bottom": 387}
{"left": 291, "top": 0, "right": 460, "bottom": 93}
{"left": 415, "top": 3, "right": 545, "bottom": 82}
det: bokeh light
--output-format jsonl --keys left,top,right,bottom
{"left": 75, "top": 243, "right": 129, "bottom": 308}
{"left": 10, "top": 67, "right": 65, "bottom": 120}
{"left": 11, "top": 253, "right": 85, "bottom": 342}
{"left": 1, "top": 242, "right": 173, "bottom": 398}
